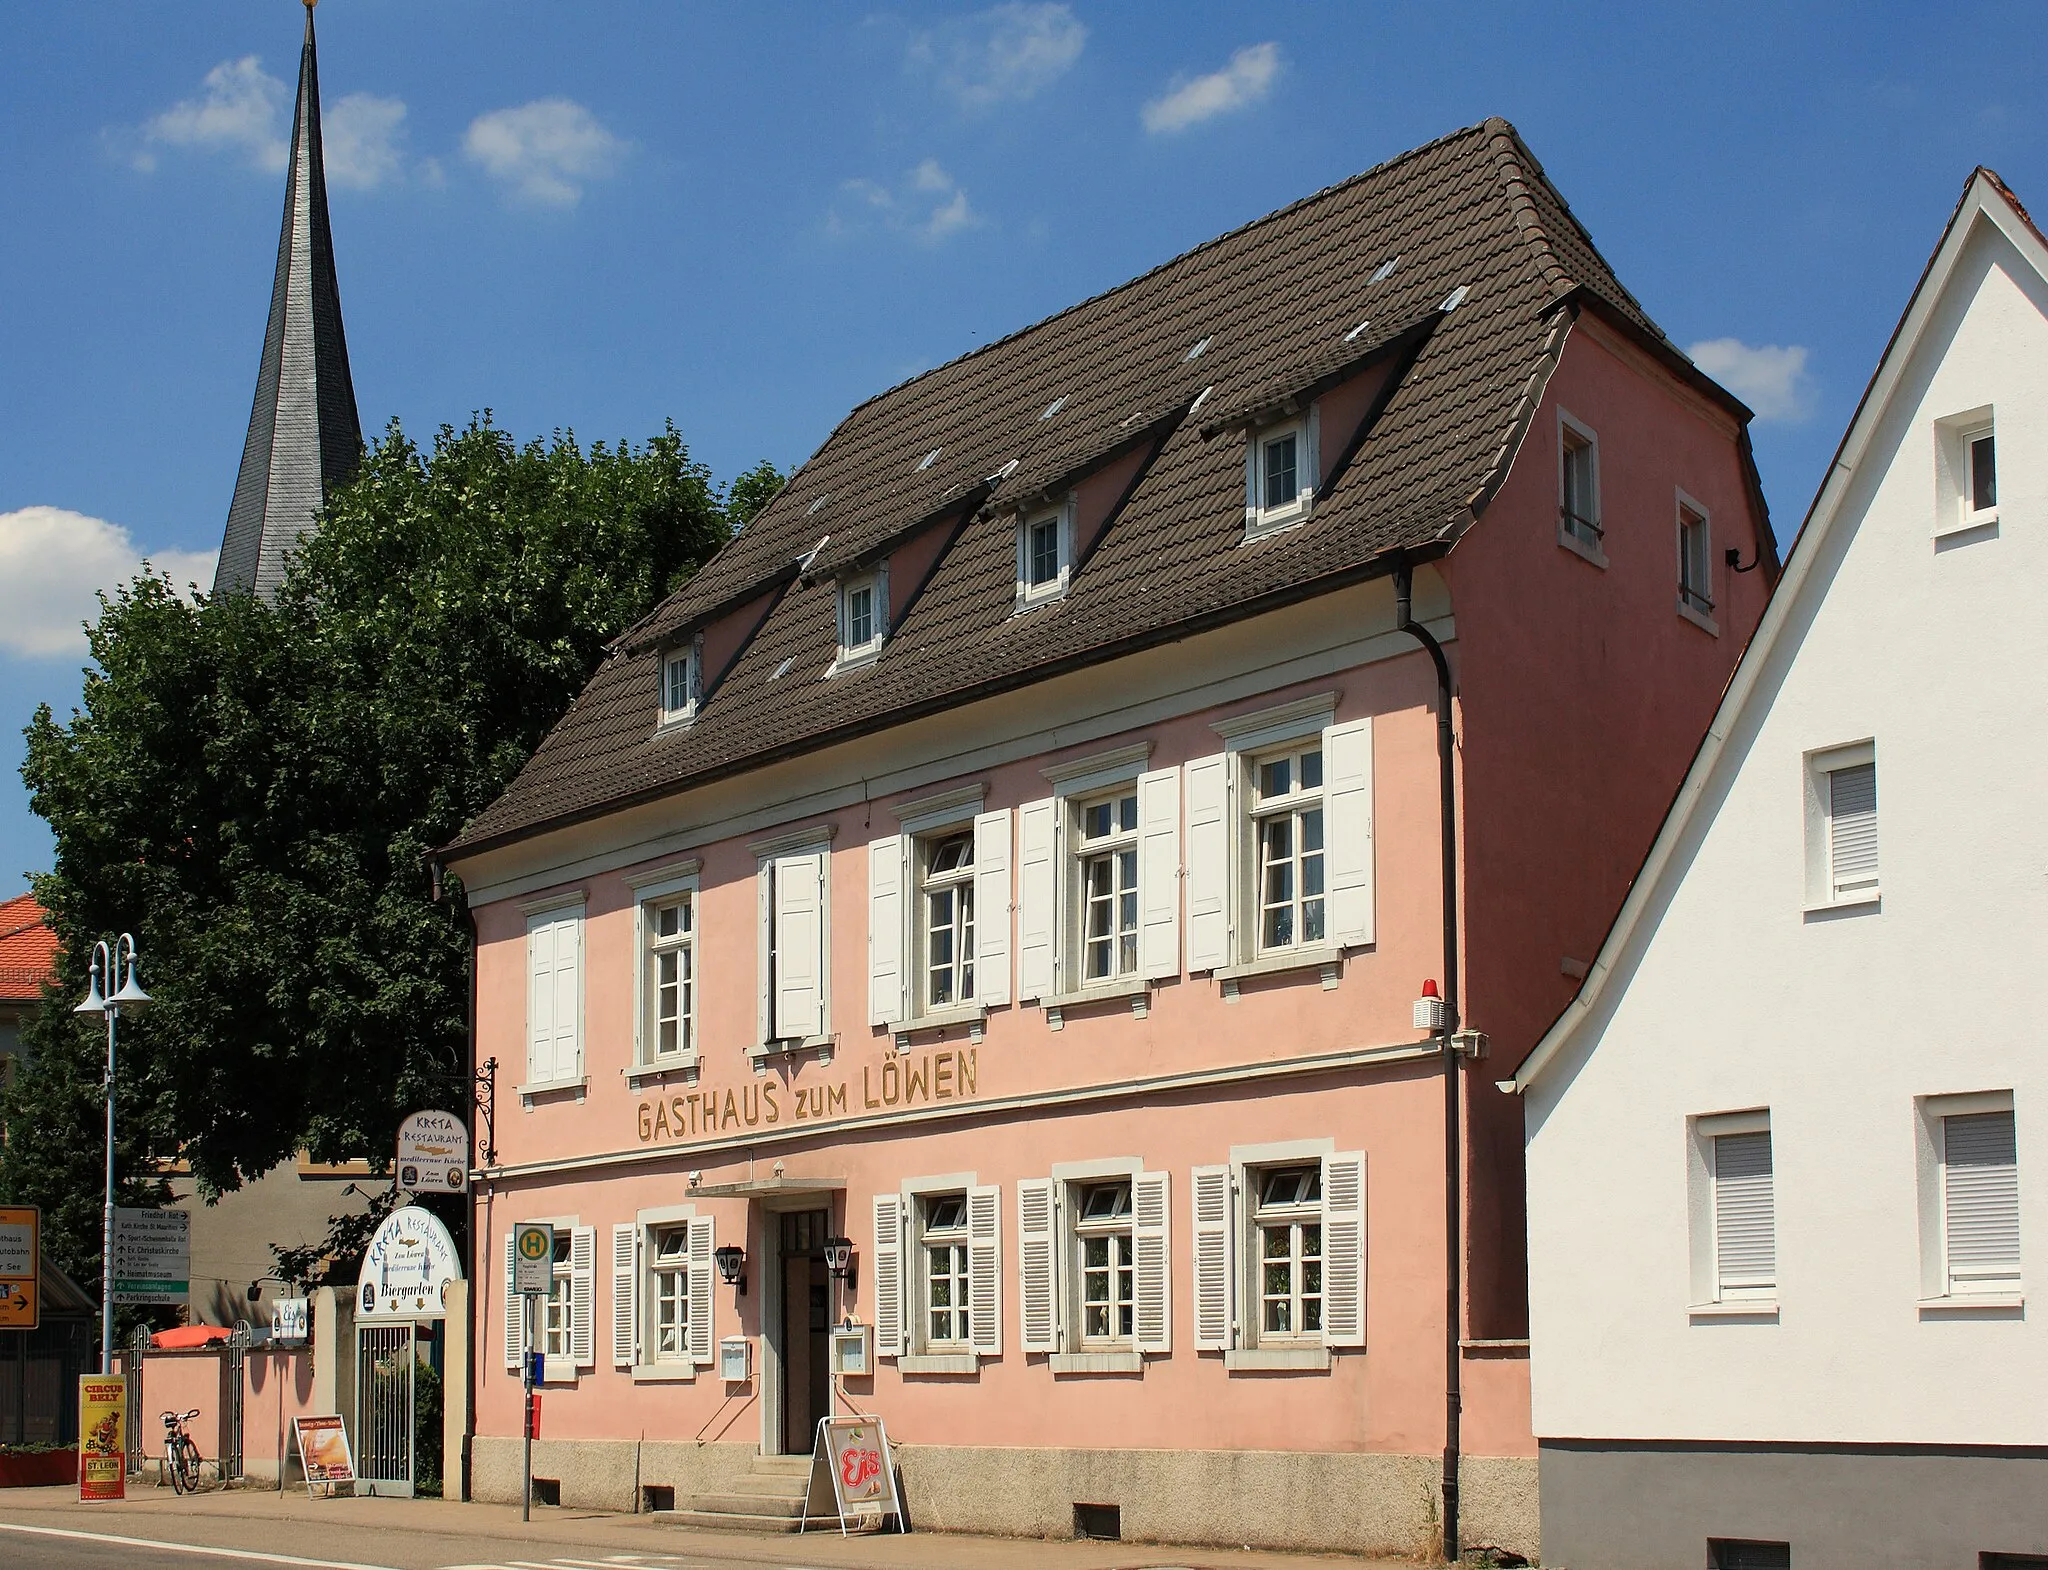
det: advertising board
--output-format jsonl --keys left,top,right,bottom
{"left": 0, "top": 1205, "right": 38, "bottom": 1331}
{"left": 395, "top": 1110, "right": 470, "bottom": 1193}
{"left": 78, "top": 1375, "right": 126, "bottom": 1502}
{"left": 293, "top": 1414, "right": 356, "bottom": 1498}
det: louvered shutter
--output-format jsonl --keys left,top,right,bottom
{"left": 1017, "top": 799, "right": 1057, "bottom": 1001}
{"left": 868, "top": 836, "right": 907, "bottom": 1026}
{"left": 687, "top": 1216, "right": 715, "bottom": 1366}
{"left": 1133, "top": 1170, "right": 1171, "bottom": 1354}
{"left": 968, "top": 1184, "right": 1003, "bottom": 1356}
{"left": 502, "top": 1232, "right": 524, "bottom": 1371}
{"left": 1321, "top": 1152, "right": 1366, "bottom": 1347}
{"left": 611, "top": 1223, "right": 638, "bottom": 1369}
{"left": 1323, "top": 720, "right": 1375, "bottom": 947}
{"left": 526, "top": 917, "right": 554, "bottom": 1082}
{"left": 1713, "top": 1131, "right": 1776, "bottom": 1297}
{"left": 974, "top": 808, "right": 1013, "bottom": 1006}
{"left": 569, "top": 1225, "right": 597, "bottom": 1369}
{"left": 1828, "top": 762, "right": 1878, "bottom": 896}
{"left": 773, "top": 849, "right": 825, "bottom": 1039}
{"left": 1017, "top": 1179, "right": 1058, "bottom": 1353}
{"left": 1137, "top": 768, "right": 1181, "bottom": 980}
{"left": 1184, "top": 757, "right": 1230, "bottom": 972}
{"left": 1191, "top": 1164, "right": 1234, "bottom": 1350}
{"left": 551, "top": 917, "right": 581, "bottom": 1080}
{"left": 872, "top": 1194, "right": 905, "bottom": 1358}
{"left": 1944, "top": 1111, "right": 2020, "bottom": 1291}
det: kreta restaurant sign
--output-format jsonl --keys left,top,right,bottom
{"left": 356, "top": 1205, "right": 462, "bottom": 1320}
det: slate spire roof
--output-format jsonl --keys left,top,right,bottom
{"left": 449, "top": 118, "right": 1763, "bottom": 861}
{"left": 214, "top": 0, "right": 362, "bottom": 600}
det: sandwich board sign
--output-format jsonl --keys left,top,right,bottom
{"left": 802, "top": 1415, "right": 905, "bottom": 1535}
{"left": 396, "top": 1110, "right": 470, "bottom": 1193}
{"left": 293, "top": 1414, "right": 356, "bottom": 1498}
{"left": 0, "top": 1206, "right": 37, "bottom": 1330}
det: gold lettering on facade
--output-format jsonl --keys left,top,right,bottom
{"left": 637, "top": 1047, "right": 983, "bottom": 1145}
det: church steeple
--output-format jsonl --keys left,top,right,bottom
{"left": 214, "top": 0, "right": 362, "bottom": 599}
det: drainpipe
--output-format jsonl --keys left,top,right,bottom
{"left": 1394, "top": 563, "right": 1462, "bottom": 1562}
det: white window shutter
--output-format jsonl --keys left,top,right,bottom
{"left": 872, "top": 1193, "right": 905, "bottom": 1358}
{"left": 502, "top": 1232, "right": 523, "bottom": 1371}
{"left": 1323, "top": 719, "right": 1375, "bottom": 947}
{"left": 570, "top": 1225, "right": 597, "bottom": 1369}
{"left": 773, "top": 849, "right": 825, "bottom": 1039}
{"left": 552, "top": 917, "right": 581, "bottom": 1081}
{"left": 1184, "top": 757, "right": 1230, "bottom": 972}
{"left": 968, "top": 1183, "right": 1003, "bottom": 1357}
{"left": 611, "top": 1224, "right": 638, "bottom": 1369}
{"left": 1137, "top": 767, "right": 1181, "bottom": 980}
{"left": 1133, "top": 1170, "right": 1171, "bottom": 1354}
{"left": 1713, "top": 1131, "right": 1776, "bottom": 1295}
{"left": 1828, "top": 762, "right": 1878, "bottom": 895}
{"left": 1017, "top": 1178, "right": 1058, "bottom": 1353}
{"left": 1017, "top": 799, "right": 1057, "bottom": 1001}
{"left": 974, "top": 809, "right": 1013, "bottom": 1006}
{"left": 1191, "top": 1163, "right": 1234, "bottom": 1350}
{"left": 1321, "top": 1151, "right": 1367, "bottom": 1348}
{"left": 687, "top": 1216, "right": 715, "bottom": 1366}
{"left": 526, "top": 918, "right": 553, "bottom": 1083}
{"left": 868, "top": 835, "right": 907, "bottom": 1026}
{"left": 1944, "top": 1111, "right": 2020, "bottom": 1290}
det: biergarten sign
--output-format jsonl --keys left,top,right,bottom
{"left": 396, "top": 1110, "right": 470, "bottom": 1193}
{"left": 356, "top": 1206, "right": 462, "bottom": 1320}
{"left": 636, "top": 1044, "right": 981, "bottom": 1145}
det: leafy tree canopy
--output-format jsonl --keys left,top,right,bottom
{"left": 5, "top": 416, "right": 774, "bottom": 1279}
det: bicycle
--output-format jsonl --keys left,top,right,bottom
{"left": 159, "top": 1408, "right": 204, "bottom": 1494}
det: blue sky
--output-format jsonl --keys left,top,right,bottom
{"left": 1, "top": 2, "right": 2043, "bottom": 895}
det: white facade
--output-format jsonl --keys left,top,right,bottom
{"left": 1517, "top": 172, "right": 2048, "bottom": 1461}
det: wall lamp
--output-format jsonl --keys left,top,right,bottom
{"left": 824, "top": 1235, "right": 856, "bottom": 1290}
{"left": 713, "top": 1244, "right": 747, "bottom": 1296}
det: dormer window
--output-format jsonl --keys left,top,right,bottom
{"left": 1016, "top": 501, "right": 1072, "bottom": 609}
{"left": 659, "top": 642, "right": 698, "bottom": 726}
{"left": 1244, "top": 412, "right": 1318, "bottom": 540}
{"left": 835, "top": 566, "right": 887, "bottom": 670}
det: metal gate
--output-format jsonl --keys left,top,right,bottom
{"left": 354, "top": 1323, "right": 415, "bottom": 1497}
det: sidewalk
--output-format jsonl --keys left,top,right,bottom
{"left": 0, "top": 1484, "right": 1418, "bottom": 1570}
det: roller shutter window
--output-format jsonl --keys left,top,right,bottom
{"left": 1944, "top": 1110, "right": 2020, "bottom": 1294}
{"left": 1713, "top": 1130, "right": 1776, "bottom": 1301}
{"left": 1827, "top": 761, "right": 1878, "bottom": 898}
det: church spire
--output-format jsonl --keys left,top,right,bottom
{"left": 214, "top": 0, "right": 362, "bottom": 598}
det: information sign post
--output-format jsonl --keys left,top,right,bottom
{"left": 0, "top": 1206, "right": 38, "bottom": 1331}
{"left": 512, "top": 1223, "right": 552, "bottom": 1525}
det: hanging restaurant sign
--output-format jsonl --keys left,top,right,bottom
{"left": 396, "top": 1110, "right": 470, "bottom": 1193}
{"left": 356, "top": 1205, "right": 462, "bottom": 1320}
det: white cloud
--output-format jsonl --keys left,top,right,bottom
{"left": 910, "top": 2, "right": 1087, "bottom": 109}
{"left": 1142, "top": 42, "right": 1282, "bottom": 134}
{"left": 323, "top": 93, "right": 409, "bottom": 191}
{"left": 0, "top": 508, "right": 214, "bottom": 659}
{"left": 1687, "top": 338, "right": 1815, "bottom": 422}
{"left": 137, "top": 55, "right": 288, "bottom": 173}
{"left": 463, "top": 99, "right": 624, "bottom": 207}
{"left": 830, "top": 160, "right": 979, "bottom": 243}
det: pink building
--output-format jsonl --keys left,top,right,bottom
{"left": 439, "top": 119, "right": 1776, "bottom": 1558}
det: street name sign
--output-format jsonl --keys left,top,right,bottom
{"left": 112, "top": 1207, "right": 189, "bottom": 1306}
{"left": 396, "top": 1110, "right": 470, "bottom": 1193}
{"left": 0, "top": 1205, "right": 38, "bottom": 1330}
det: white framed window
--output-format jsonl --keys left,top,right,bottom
{"left": 834, "top": 565, "right": 888, "bottom": 669}
{"left": 753, "top": 831, "right": 833, "bottom": 1049}
{"left": 523, "top": 900, "right": 584, "bottom": 1088}
{"left": 1916, "top": 1092, "right": 2021, "bottom": 1303}
{"left": 1190, "top": 1144, "right": 1365, "bottom": 1360}
{"left": 502, "top": 1222, "right": 593, "bottom": 1382}
{"left": 1242, "top": 411, "right": 1318, "bottom": 539}
{"left": 649, "top": 1226, "right": 691, "bottom": 1360}
{"left": 1934, "top": 407, "right": 1997, "bottom": 535}
{"left": 1804, "top": 741, "right": 1878, "bottom": 909}
{"left": 918, "top": 828, "right": 977, "bottom": 1009}
{"left": 659, "top": 641, "right": 699, "bottom": 726}
{"left": 1249, "top": 743, "right": 1327, "bottom": 954}
{"left": 1015, "top": 501, "right": 1073, "bottom": 608}
{"left": 868, "top": 799, "right": 1010, "bottom": 1027}
{"left": 611, "top": 1208, "right": 714, "bottom": 1376}
{"left": 1677, "top": 492, "right": 1717, "bottom": 632}
{"left": 1017, "top": 1166, "right": 1169, "bottom": 1358}
{"left": 1073, "top": 1180, "right": 1135, "bottom": 1345}
{"left": 920, "top": 1192, "right": 973, "bottom": 1349}
{"left": 874, "top": 1180, "right": 1001, "bottom": 1362}
{"left": 1074, "top": 787, "right": 1140, "bottom": 985}
{"left": 645, "top": 889, "right": 693, "bottom": 1063}
{"left": 1686, "top": 1109, "right": 1776, "bottom": 1311}
{"left": 1558, "top": 410, "right": 1604, "bottom": 563}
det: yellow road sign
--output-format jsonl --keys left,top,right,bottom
{"left": 0, "top": 1205, "right": 39, "bottom": 1331}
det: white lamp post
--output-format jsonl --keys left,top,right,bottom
{"left": 73, "top": 934, "right": 151, "bottom": 1375}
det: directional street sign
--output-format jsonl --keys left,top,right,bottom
{"left": 513, "top": 1223, "right": 553, "bottom": 1297}
{"left": 112, "top": 1208, "right": 189, "bottom": 1306}
{"left": 0, "top": 1205, "right": 38, "bottom": 1330}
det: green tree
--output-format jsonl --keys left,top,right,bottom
{"left": 5, "top": 416, "right": 777, "bottom": 1284}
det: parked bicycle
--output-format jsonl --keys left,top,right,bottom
{"left": 159, "top": 1408, "right": 204, "bottom": 1494}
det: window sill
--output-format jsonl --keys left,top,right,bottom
{"left": 1677, "top": 599, "right": 1720, "bottom": 637}
{"left": 1013, "top": 582, "right": 1069, "bottom": 614}
{"left": 518, "top": 1076, "right": 588, "bottom": 1106}
{"left": 1048, "top": 1350, "right": 1144, "bottom": 1375}
{"left": 1242, "top": 500, "right": 1314, "bottom": 545}
{"left": 1934, "top": 508, "right": 1998, "bottom": 541}
{"left": 890, "top": 1005, "right": 987, "bottom": 1043}
{"left": 898, "top": 1352, "right": 979, "bottom": 1376}
{"left": 631, "top": 1363, "right": 697, "bottom": 1383}
{"left": 828, "top": 645, "right": 882, "bottom": 677}
{"left": 1213, "top": 948, "right": 1344, "bottom": 998}
{"left": 1919, "top": 1293, "right": 2024, "bottom": 1316}
{"left": 625, "top": 1057, "right": 699, "bottom": 1088}
{"left": 1040, "top": 977, "right": 1153, "bottom": 1028}
{"left": 750, "top": 1035, "right": 837, "bottom": 1067}
{"left": 1224, "top": 1346, "right": 1330, "bottom": 1372}
{"left": 1557, "top": 526, "right": 1609, "bottom": 569}
{"left": 1688, "top": 1301, "right": 1779, "bottom": 1322}
{"left": 1803, "top": 891, "right": 1880, "bottom": 920}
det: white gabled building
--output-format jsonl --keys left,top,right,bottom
{"left": 1509, "top": 169, "right": 2048, "bottom": 1570}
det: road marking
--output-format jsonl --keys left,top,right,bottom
{"left": 0, "top": 1520, "right": 402, "bottom": 1569}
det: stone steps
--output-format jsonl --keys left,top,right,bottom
{"left": 660, "top": 1451, "right": 839, "bottom": 1536}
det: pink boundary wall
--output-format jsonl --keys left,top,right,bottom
{"left": 119, "top": 1347, "right": 317, "bottom": 1482}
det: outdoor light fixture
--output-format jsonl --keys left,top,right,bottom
{"left": 74, "top": 932, "right": 152, "bottom": 1376}
{"left": 713, "top": 1244, "right": 747, "bottom": 1295}
{"left": 824, "top": 1235, "right": 856, "bottom": 1285}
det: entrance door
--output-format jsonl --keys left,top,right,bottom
{"left": 778, "top": 1210, "right": 832, "bottom": 1456}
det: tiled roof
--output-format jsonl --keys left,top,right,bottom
{"left": 0, "top": 892, "right": 59, "bottom": 1004}
{"left": 450, "top": 118, "right": 1718, "bottom": 859}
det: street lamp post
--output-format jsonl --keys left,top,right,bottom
{"left": 73, "top": 934, "right": 152, "bottom": 1375}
